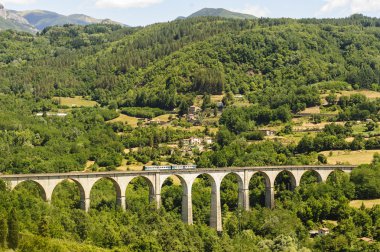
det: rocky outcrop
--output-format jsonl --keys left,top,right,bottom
{"left": 6, "top": 10, "right": 30, "bottom": 25}
{"left": 0, "top": 2, "right": 125, "bottom": 33}
{"left": 0, "top": 3, "right": 6, "bottom": 19}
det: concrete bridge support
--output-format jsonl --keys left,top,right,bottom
{"left": 182, "top": 186, "right": 193, "bottom": 225}
{"left": 240, "top": 187, "right": 250, "bottom": 211}
{"left": 209, "top": 173, "right": 224, "bottom": 232}
{"left": 152, "top": 174, "right": 161, "bottom": 209}
{"left": 265, "top": 186, "right": 275, "bottom": 209}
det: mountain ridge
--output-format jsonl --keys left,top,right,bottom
{"left": 183, "top": 8, "right": 256, "bottom": 20}
{"left": 0, "top": 3, "right": 125, "bottom": 33}
{"left": 18, "top": 10, "right": 125, "bottom": 30}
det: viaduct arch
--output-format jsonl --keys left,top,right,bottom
{"left": 1, "top": 165, "right": 355, "bottom": 232}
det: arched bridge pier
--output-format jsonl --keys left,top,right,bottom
{"left": 0, "top": 165, "right": 355, "bottom": 232}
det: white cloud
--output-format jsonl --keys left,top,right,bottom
{"left": 2, "top": 0, "right": 36, "bottom": 4}
{"left": 319, "top": 0, "right": 380, "bottom": 15}
{"left": 234, "top": 4, "right": 270, "bottom": 17}
{"left": 95, "top": 0, "right": 163, "bottom": 9}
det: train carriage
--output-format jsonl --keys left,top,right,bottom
{"left": 143, "top": 165, "right": 172, "bottom": 171}
{"left": 143, "top": 165, "right": 197, "bottom": 171}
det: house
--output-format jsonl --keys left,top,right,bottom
{"left": 216, "top": 102, "right": 224, "bottom": 109}
{"left": 234, "top": 94, "right": 244, "bottom": 99}
{"left": 36, "top": 112, "right": 68, "bottom": 117}
{"left": 359, "top": 237, "right": 374, "bottom": 243}
{"left": 181, "top": 139, "right": 190, "bottom": 146}
{"left": 187, "top": 114, "right": 202, "bottom": 125}
{"left": 258, "top": 129, "right": 276, "bottom": 136}
{"left": 204, "top": 137, "right": 213, "bottom": 145}
{"left": 188, "top": 106, "right": 201, "bottom": 114}
{"left": 318, "top": 228, "right": 330, "bottom": 236}
{"left": 146, "top": 119, "right": 164, "bottom": 125}
{"left": 190, "top": 137, "right": 202, "bottom": 146}
{"left": 310, "top": 228, "right": 330, "bottom": 238}
{"left": 187, "top": 114, "right": 197, "bottom": 122}
{"left": 309, "top": 230, "right": 319, "bottom": 238}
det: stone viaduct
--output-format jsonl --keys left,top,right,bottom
{"left": 0, "top": 165, "right": 355, "bottom": 231}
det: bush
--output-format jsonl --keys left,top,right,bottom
{"left": 242, "top": 131, "right": 265, "bottom": 141}
{"left": 121, "top": 107, "right": 167, "bottom": 119}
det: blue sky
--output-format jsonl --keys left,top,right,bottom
{"left": 2, "top": 0, "right": 380, "bottom": 26}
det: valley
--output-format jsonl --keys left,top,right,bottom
{"left": 0, "top": 12, "right": 379, "bottom": 251}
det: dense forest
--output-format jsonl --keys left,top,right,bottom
{"left": 1, "top": 14, "right": 380, "bottom": 251}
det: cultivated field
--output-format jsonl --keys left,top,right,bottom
{"left": 54, "top": 96, "right": 98, "bottom": 107}
{"left": 350, "top": 199, "right": 380, "bottom": 209}
{"left": 299, "top": 106, "right": 321, "bottom": 114}
{"left": 320, "top": 150, "right": 380, "bottom": 165}
{"left": 117, "top": 159, "right": 144, "bottom": 171}
{"left": 109, "top": 114, "right": 139, "bottom": 127}
{"left": 340, "top": 90, "right": 380, "bottom": 99}
{"left": 153, "top": 114, "right": 173, "bottom": 123}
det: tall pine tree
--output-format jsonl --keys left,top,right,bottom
{"left": 7, "top": 209, "right": 18, "bottom": 250}
{"left": 0, "top": 214, "right": 7, "bottom": 248}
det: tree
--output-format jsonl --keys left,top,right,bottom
{"left": 178, "top": 100, "right": 190, "bottom": 117}
{"left": 0, "top": 215, "right": 7, "bottom": 248}
{"left": 297, "top": 135, "right": 314, "bottom": 153}
{"left": 213, "top": 107, "right": 218, "bottom": 117}
{"left": 318, "top": 154, "right": 327, "bottom": 164}
{"left": 222, "top": 92, "right": 235, "bottom": 107}
{"left": 326, "top": 92, "right": 337, "bottom": 106}
{"left": 38, "top": 216, "right": 49, "bottom": 237}
{"left": 7, "top": 209, "right": 19, "bottom": 250}
{"left": 201, "top": 94, "right": 211, "bottom": 111}
{"left": 365, "top": 121, "right": 377, "bottom": 132}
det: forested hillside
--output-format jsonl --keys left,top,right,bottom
{"left": 2, "top": 15, "right": 380, "bottom": 107}
{"left": 1, "top": 15, "right": 380, "bottom": 251}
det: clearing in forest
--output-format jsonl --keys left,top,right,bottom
{"left": 340, "top": 90, "right": 380, "bottom": 99}
{"left": 53, "top": 96, "right": 98, "bottom": 107}
{"left": 153, "top": 114, "right": 173, "bottom": 123}
{"left": 320, "top": 150, "right": 380, "bottom": 165}
{"left": 299, "top": 106, "right": 321, "bottom": 114}
{"left": 109, "top": 114, "right": 139, "bottom": 127}
{"left": 350, "top": 199, "right": 380, "bottom": 209}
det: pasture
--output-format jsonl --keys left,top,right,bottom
{"left": 54, "top": 96, "right": 98, "bottom": 107}
{"left": 320, "top": 150, "right": 380, "bottom": 165}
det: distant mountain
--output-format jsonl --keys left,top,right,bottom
{"left": 185, "top": 8, "right": 256, "bottom": 20}
{"left": 17, "top": 10, "right": 125, "bottom": 30}
{"left": 0, "top": 17, "right": 37, "bottom": 33}
{"left": 0, "top": 2, "right": 125, "bottom": 33}
{"left": 0, "top": 4, "right": 37, "bottom": 33}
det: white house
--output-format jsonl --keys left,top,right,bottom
{"left": 204, "top": 137, "right": 213, "bottom": 145}
{"left": 318, "top": 228, "right": 330, "bottom": 236}
{"left": 190, "top": 137, "right": 202, "bottom": 146}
